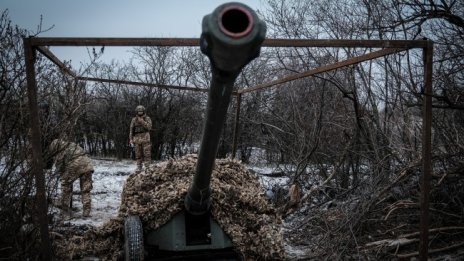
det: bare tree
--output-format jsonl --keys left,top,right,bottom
{"left": 79, "top": 46, "right": 205, "bottom": 160}
{"left": 256, "top": 0, "right": 464, "bottom": 259}
{"left": 0, "top": 9, "right": 64, "bottom": 259}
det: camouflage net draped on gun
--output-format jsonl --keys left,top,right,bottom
{"left": 53, "top": 155, "right": 286, "bottom": 260}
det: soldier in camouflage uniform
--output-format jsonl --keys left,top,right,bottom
{"left": 129, "top": 105, "right": 152, "bottom": 172}
{"left": 49, "top": 139, "right": 94, "bottom": 217}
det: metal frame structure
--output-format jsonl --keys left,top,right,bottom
{"left": 23, "top": 37, "right": 433, "bottom": 260}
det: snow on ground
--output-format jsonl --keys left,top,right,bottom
{"left": 62, "top": 158, "right": 137, "bottom": 226}
{"left": 59, "top": 156, "right": 302, "bottom": 232}
{"left": 61, "top": 158, "right": 290, "bottom": 227}
{"left": 248, "top": 164, "right": 290, "bottom": 200}
{"left": 54, "top": 157, "right": 308, "bottom": 258}
{"left": 284, "top": 243, "right": 310, "bottom": 260}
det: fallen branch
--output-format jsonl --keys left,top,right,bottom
{"left": 429, "top": 208, "right": 462, "bottom": 219}
{"left": 375, "top": 160, "right": 421, "bottom": 205}
{"left": 50, "top": 231, "right": 64, "bottom": 239}
{"left": 383, "top": 200, "right": 415, "bottom": 220}
{"left": 437, "top": 171, "right": 449, "bottom": 185}
{"left": 437, "top": 162, "right": 464, "bottom": 185}
{"left": 396, "top": 241, "right": 464, "bottom": 258}
{"left": 383, "top": 200, "right": 462, "bottom": 221}
{"left": 364, "top": 237, "right": 418, "bottom": 249}
{"left": 400, "top": 226, "right": 464, "bottom": 239}
{"left": 364, "top": 226, "right": 464, "bottom": 254}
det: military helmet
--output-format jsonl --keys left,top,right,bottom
{"left": 135, "top": 105, "right": 145, "bottom": 112}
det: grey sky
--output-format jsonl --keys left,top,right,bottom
{"left": 1, "top": 0, "right": 264, "bottom": 68}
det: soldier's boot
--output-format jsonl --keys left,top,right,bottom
{"left": 83, "top": 207, "right": 91, "bottom": 217}
{"left": 60, "top": 195, "right": 73, "bottom": 220}
{"left": 82, "top": 194, "right": 91, "bottom": 217}
{"left": 136, "top": 161, "right": 143, "bottom": 173}
{"left": 60, "top": 184, "right": 72, "bottom": 210}
{"left": 143, "top": 143, "right": 151, "bottom": 170}
{"left": 80, "top": 175, "right": 92, "bottom": 218}
{"left": 144, "top": 161, "right": 151, "bottom": 170}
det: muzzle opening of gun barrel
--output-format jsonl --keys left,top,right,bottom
{"left": 219, "top": 5, "right": 253, "bottom": 38}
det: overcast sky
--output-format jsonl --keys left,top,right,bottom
{"left": 1, "top": 0, "right": 264, "bottom": 68}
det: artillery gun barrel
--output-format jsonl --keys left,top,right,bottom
{"left": 184, "top": 2, "right": 266, "bottom": 215}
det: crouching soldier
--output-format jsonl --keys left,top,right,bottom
{"left": 49, "top": 139, "right": 94, "bottom": 217}
{"left": 129, "top": 105, "right": 152, "bottom": 172}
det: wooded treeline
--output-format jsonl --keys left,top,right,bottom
{"left": 1, "top": 0, "right": 463, "bottom": 259}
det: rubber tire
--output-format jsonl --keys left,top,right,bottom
{"left": 124, "top": 215, "right": 145, "bottom": 261}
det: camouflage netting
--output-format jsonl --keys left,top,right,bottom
{"left": 53, "top": 155, "right": 286, "bottom": 260}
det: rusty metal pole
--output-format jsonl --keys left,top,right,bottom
{"left": 231, "top": 93, "right": 242, "bottom": 159}
{"left": 419, "top": 40, "right": 433, "bottom": 261}
{"left": 23, "top": 37, "right": 52, "bottom": 260}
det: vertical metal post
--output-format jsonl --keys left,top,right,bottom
{"left": 419, "top": 40, "right": 433, "bottom": 261}
{"left": 231, "top": 93, "right": 242, "bottom": 159}
{"left": 23, "top": 37, "right": 52, "bottom": 260}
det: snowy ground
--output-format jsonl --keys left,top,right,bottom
{"left": 60, "top": 158, "right": 290, "bottom": 227}
{"left": 51, "top": 157, "right": 310, "bottom": 258}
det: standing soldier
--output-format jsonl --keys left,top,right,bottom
{"left": 49, "top": 139, "right": 94, "bottom": 218}
{"left": 129, "top": 105, "right": 152, "bottom": 172}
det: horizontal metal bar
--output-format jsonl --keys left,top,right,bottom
{"left": 30, "top": 37, "right": 200, "bottom": 47}
{"left": 36, "top": 46, "right": 76, "bottom": 77}
{"left": 263, "top": 39, "right": 428, "bottom": 48}
{"left": 77, "top": 76, "right": 209, "bottom": 93}
{"left": 239, "top": 48, "right": 407, "bottom": 94}
{"left": 29, "top": 37, "right": 428, "bottom": 48}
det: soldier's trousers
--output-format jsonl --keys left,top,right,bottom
{"left": 61, "top": 171, "right": 93, "bottom": 214}
{"left": 134, "top": 141, "right": 151, "bottom": 169}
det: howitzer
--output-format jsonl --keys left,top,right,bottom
{"left": 124, "top": 2, "right": 266, "bottom": 260}
{"left": 185, "top": 1, "right": 266, "bottom": 216}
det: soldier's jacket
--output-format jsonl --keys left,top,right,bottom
{"left": 49, "top": 139, "right": 94, "bottom": 179}
{"left": 129, "top": 115, "right": 152, "bottom": 144}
